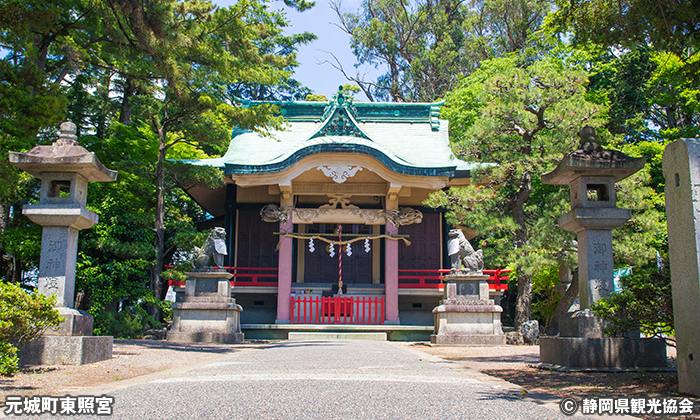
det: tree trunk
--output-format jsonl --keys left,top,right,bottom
{"left": 512, "top": 170, "right": 532, "bottom": 329}
{"left": 119, "top": 78, "right": 135, "bottom": 126}
{"left": 151, "top": 125, "right": 168, "bottom": 322}
{"left": 546, "top": 270, "right": 579, "bottom": 336}
{"left": 514, "top": 270, "right": 532, "bottom": 328}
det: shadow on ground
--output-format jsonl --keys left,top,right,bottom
{"left": 116, "top": 339, "right": 236, "bottom": 354}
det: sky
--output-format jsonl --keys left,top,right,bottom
{"left": 214, "top": 0, "right": 379, "bottom": 100}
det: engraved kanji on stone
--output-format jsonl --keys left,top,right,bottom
{"left": 593, "top": 243, "right": 607, "bottom": 255}
{"left": 46, "top": 277, "right": 59, "bottom": 290}
{"left": 45, "top": 259, "right": 61, "bottom": 270}
{"left": 594, "top": 260, "right": 608, "bottom": 272}
{"left": 48, "top": 240, "right": 62, "bottom": 252}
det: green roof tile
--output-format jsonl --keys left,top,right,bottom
{"left": 180, "top": 90, "right": 479, "bottom": 178}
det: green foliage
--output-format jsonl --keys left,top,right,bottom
{"left": 93, "top": 306, "right": 155, "bottom": 339}
{"left": 92, "top": 293, "right": 172, "bottom": 339}
{"left": 531, "top": 264, "right": 561, "bottom": 330}
{"left": 0, "top": 281, "right": 61, "bottom": 375}
{"left": 430, "top": 46, "right": 603, "bottom": 324}
{"left": 545, "top": 0, "right": 700, "bottom": 59}
{"left": 546, "top": 0, "right": 700, "bottom": 143}
{"left": 592, "top": 264, "right": 674, "bottom": 345}
{"left": 0, "top": 0, "right": 317, "bottom": 320}
{"left": 0, "top": 342, "right": 19, "bottom": 376}
{"left": 333, "top": 0, "right": 551, "bottom": 101}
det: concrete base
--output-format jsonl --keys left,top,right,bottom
{"left": 46, "top": 307, "right": 94, "bottom": 336}
{"left": 539, "top": 336, "right": 667, "bottom": 368}
{"left": 559, "top": 309, "right": 605, "bottom": 338}
{"left": 167, "top": 331, "right": 244, "bottom": 344}
{"left": 19, "top": 335, "right": 112, "bottom": 366}
{"left": 168, "top": 272, "right": 244, "bottom": 344}
{"left": 288, "top": 332, "right": 387, "bottom": 341}
{"left": 430, "top": 334, "right": 506, "bottom": 345}
{"left": 431, "top": 302, "right": 505, "bottom": 346}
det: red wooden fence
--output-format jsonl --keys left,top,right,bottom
{"left": 166, "top": 266, "right": 509, "bottom": 291}
{"left": 397, "top": 268, "right": 510, "bottom": 291}
{"left": 290, "top": 295, "right": 385, "bottom": 324}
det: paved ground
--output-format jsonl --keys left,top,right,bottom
{"left": 15, "top": 340, "right": 583, "bottom": 420}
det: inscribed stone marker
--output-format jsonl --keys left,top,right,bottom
{"left": 663, "top": 139, "right": 700, "bottom": 397}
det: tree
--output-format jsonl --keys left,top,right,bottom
{"left": 0, "top": 0, "right": 316, "bottom": 324}
{"left": 428, "top": 47, "right": 606, "bottom": 327}
{"left": 546, "top": 0, "right": 700, "bottom": 60}
{"left": 332, "top": 0, "right": 551, "bottom": 101}
{"left": 546, "top": 0, "right": 700, "bottom": 141}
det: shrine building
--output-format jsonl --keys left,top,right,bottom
{"left": 177, "top": 89, "right": 507, "bottom": 338}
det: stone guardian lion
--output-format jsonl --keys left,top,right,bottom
{"left": 194, "top": 227, "right": 228, "bottom": 270}
{"left": 448, "top": 228, "right": 484, "bottom": 275}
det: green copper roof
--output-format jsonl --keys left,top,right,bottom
{"left": 182, "top": 89, "right": 479, "bottom": 178}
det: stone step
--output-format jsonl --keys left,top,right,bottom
{"left": 287, "top": 332, "right": 387, "bottom": 341}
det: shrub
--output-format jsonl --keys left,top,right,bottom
{"left": 92, "top": 298, "right": 171, "bottom": 339}
{"left": 592, "top": 264, "right": 674, "bottom": 345}
{"left": 0, "top": 281, "right": 61, "bottom": 375}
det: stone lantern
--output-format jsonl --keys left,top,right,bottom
{"left": 542, "top": 126, "right": 644, "bottom": 315}
{"left": 9, "top": 122, "right": 117, "bottom": 365}
{"left": 539, "top": 126, "right": 666, "bottom": 368}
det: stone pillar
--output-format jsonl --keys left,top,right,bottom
{"left": 276, "top": 211, "right": 293, "bottom": 324}
{"left": 384, "top": 221, "right": 400, "bottom": 324}
{"left": 37, "top": 226, "right": 79, "bottom": 308}
{"left": 663, "top": 139, "right": 700, "bottom": 397}
{"left": 559, "top": 217, "right": 623, "bottom": 311}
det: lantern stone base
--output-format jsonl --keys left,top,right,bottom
{"left": 558, "top": 309, "right": 606, "bottom": 338}
{"left": 539, "top": 337, "right": 667, "bottom": 368}
{"left": 168, "top": 271, "right": 244, "bottom": 344}
{"left": 46, "top": 307, "right": 95, "bottom": 336}
{"left": 20, "top": 336, "right": 113, "bottom": 366}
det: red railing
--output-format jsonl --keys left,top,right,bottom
{"left": 397, "top": 268, "right": 510, "bottom": 291}
{"left": 397, "top": 269, "right": 450, "bottom": 289}
{"left": 225, "top": 267, "right": 279, "bottom": 287}
{"left": 482, "top": 268, "right": 510, "bottom": 291}
{"left": 166, "top": 265, "right": 508, "bottom": 291}
{"left": 290, "top": 295, "right": 385, "bottom": 324}
{"left": 165, "top": 266, "right": 279, "bottom": 288}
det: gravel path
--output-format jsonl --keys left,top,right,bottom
{"left": 7, "top": 340, "right": 583, "bottom": 420}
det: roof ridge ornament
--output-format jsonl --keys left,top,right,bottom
{"left": 320, "top": 86, "right": 359, "bottom": 121}
{"left": 310, "top": 87, "right": 371, "bottom": 140}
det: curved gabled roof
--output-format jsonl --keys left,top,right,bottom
{"left": 180, "top": 90, "right": 479, "bottom": 179}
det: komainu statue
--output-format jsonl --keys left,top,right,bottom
{"left": 194, "top": 227, "right": 228, "bottom": 270}
{"left": 448, "top": 228, "right": 484, "bottom": 275}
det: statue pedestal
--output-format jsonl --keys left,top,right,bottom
{"left": 431, "top": 274, "right": 505, "bottom": 345}
{"left": 168, "top": 270, "right": 244, "bottom": 344}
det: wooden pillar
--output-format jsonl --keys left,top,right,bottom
{"left": 224, "top": 184, "right": 237, "bottom": 267}
{"left": 276, "top": 190, "right": 293, "bottom": 324}
{"left": 372, "top": 224, "right": 381, "bottom": 284}
{"left": 384, "top": 188, "right": 400, "bottom": 324}
{"left": 296, "top": 224, "right": 306, "bottom": 283}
